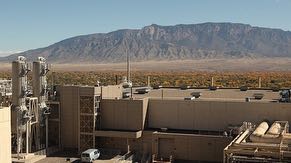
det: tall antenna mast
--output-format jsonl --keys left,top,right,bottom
{"left": 126, "top": 43, "right": 130, "bottom": 83}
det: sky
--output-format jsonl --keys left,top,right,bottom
{"left": 0, "top": 0, "right": 290, "bottom": 56}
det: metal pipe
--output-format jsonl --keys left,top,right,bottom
{"left": 258, "top": 77, "right": 262, "bottom": 88}
{"left": 115, "top": 75, "right": 118, "bottom": 85}
{"left": 26, "top": 121, "right": 29, "bottom": 155}
{"left": 46, "top": 116, "right": 48, "bottom": 151}
{"left": 147, "top": 76, "right": 150, "bottom": 87}
{"left": 234, "top": 129, "right": 250, "bottom": 144}
{"left": 126, "top": 49, "right": 130, "bottom": 83}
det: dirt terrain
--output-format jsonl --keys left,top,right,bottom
{"left": 1, "top": 58, "right": 291, "bottom": 72}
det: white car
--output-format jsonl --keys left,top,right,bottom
{"left": 81, "top": 149, "right": 100, "bottom": 162}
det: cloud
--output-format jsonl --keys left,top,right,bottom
{"left": 0, "top": 50, "right": 23, "bottom": 57}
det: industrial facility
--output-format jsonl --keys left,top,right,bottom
{"left": 1, "top": 56, "right": 291, "bottom": 162}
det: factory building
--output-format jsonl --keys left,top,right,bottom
{"left": 2, "top": 56, "right": 291, "bottom": 162}
{"left": 46, "top": 84, "right": 291, "bottom": 162}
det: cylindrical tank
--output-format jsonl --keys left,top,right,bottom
{"left": 252, "top": 122, "right": 269, "bottom": 137}
{"left": 267, "top": 122, "right": 281, "bottom": 135}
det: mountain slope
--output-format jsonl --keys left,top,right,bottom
{"left": 2, "top": 22, "right": 291, "bottom": 63}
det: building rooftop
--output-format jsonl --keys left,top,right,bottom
{"left": 130, "top": 88, "right": 280, "bottom": 102}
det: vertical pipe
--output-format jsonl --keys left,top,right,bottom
{"left": 126, "top": 50, "right": 130, "bottom": 83}
{"left": 46, "top": 117, "right": 48, "bottom": 150}
{"left": 130, "top": 87, "right": 133, "bottom": 99}
{"left": 58, "top": 104, "right": 61, "bottom": 149}
{"left": 147, "top": 76, "right": 150, "bottom": 87}
{"left": 101, "top": 86, "right": 103, "bottom": 100}
{"left": 17, "top": 114, "right": 20, "bottom": 159}
{"left": 52, "top": 72, "right": 55, "bottom": 90}
{"left": 26, "top": 122, "right": 29, "bottom": 155}
{"left": 115, "top": 75, "right": 118, "bottom": 85}
{"left": 258, "top": 77, "right": 262, "bottom": 88}
{"left": 211, "top": 77, "right": 214, "bottom": 87}
{"left": 127, "top": 138, "right": 130, "bottom": 153}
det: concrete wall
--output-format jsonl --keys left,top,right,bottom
{"left": 59, "top": 86, "right": 79, "bottom": 149}
{"left": 95, "top": 131, "right": 231, "bottom": 162}
{"left": 148, "top": 99, "right": 291, "bottom": 131}
{"left": 101, "top": 98, "right": 148, "bottom": 131}
{"left": 0, "top": 107, "right": 11, "bottom": 163}
{"left": 152, "top": 132, "right": 231, "bottom": 162}
{"left": 101, "top": 85, "right": 122, "bottom": 99}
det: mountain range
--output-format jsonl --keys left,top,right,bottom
{"left": 1, "top": 22, "right": 291, "bottom": 63}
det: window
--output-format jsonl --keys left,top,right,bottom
{"left": 82, "top": 153, "right": 89, "bottom": 157}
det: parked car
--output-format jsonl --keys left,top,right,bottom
{"left": 81, "top": 149, "right": 100, "bottom": 162}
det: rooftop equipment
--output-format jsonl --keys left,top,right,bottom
{"left": 224, "top": 121, "right": 291, "bottom": 162}
{"left": 279, "top": 89, "right": 291, "bottom": 102}
{"left": 122, "top": 91, "right": 130, "bottom": 98}
{"left": 272, "top": 87, "right": 280, "bottom": 92}
{"left": 209, "top": 86, "right": 218, "bottom": 91}
{"left": 136, "top": 87, "right": 151, "bottom": 94}
{"left": 180, "top": 85, "right": 190, "bottom": 90}
{"left": 32, "top": 57, "right": 51, "bottom": 153}
{"left": 153, "top": 85, "right": 163, "bottom": 89}
{"left": 190, "top": 92, "right": 202, "bottom": 98}
{"left": 252, "top": 93, "right": 264, "bottom": 100}
{"left": 12, "top": 56, "right": 31, "bottom": 158}
{"left": 240, "top": 86, "right": 248, "bottom": 91}
{"left": 11, "top": 56, "right": 51, "bottom": 159}
{"left": 184, "top": 96, "right": 195, "bottom": 100}
{"left": 33, "top": 57, "right": 51, "bottom": 125}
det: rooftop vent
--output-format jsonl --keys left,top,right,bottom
{"left": 184, "top": 96, "right": 195, "bottom": 100}
{"left": 180, "top": 85, "right": 190, "bottom": 90}
{"left": 209, "top": 86, "right": 218, "bottom": 91}
{"left": 136, "top": 87, "right": 150, "bottom": 94}
{"left": 122, "top": 91, "right": 130, "bottom": 98}
{"left": 153, "top": 85, "right": 163, "bottom": 89}
{"left": 190, "top": 92, "right": 201, "bottom": 98}
{"left": 253, "top": 93, "right": 264, "bottom": 100}
{"left": 279, "top": 89, "right": 291, "bottom": 102}
{"left": 272, "top": 87, "right": 280, "bottom": 92}
{"left": 240, "top": 86, "right": 248, "bottom": 91}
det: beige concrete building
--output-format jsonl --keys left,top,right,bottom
{"left": 56, "top": 85, "right": 122, "bottom": 151}
{"left": 0, "top": 106, "right": 11, "bottom": 163}
{"left": 51, "top": 86, "right": 291, "bottom": 162}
